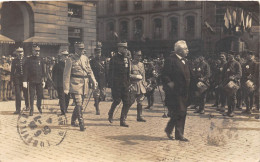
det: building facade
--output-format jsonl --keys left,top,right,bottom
{"left": 0, "top": 1, "right": 97, "bottom": 57}
{"left": 97, "top": 0, "right": 259, "bottom": 58}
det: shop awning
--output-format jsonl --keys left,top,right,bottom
{"left": 0, "top": 34, "right": 15, "bottom": 44}
{"left": 23, "top": 36, "right": 69, "bottom": 45}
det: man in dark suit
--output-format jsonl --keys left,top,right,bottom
{"left": 23, "top": 46, "right": 46, "bottom": 116}
{"left": 52, "top": 50, "right": 70, "bottom": 115}
{"left": 11, "top": 47, "right": 29, "bottom": 114}
{"left": 162, "top": 40, "right": 190, "bottom": 142}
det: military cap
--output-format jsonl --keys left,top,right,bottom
{"left": 33, "top": 46, "right": 40, "bottom": 51}
{"left": 117, "top": 42, "right": 127, "bottom": 47}
{"left": 220, "top": 52, "right": 226, "bottom": 55}
{"left": 248, "top": 50, "right": 254, "bottom": 55}
{"left": 60, "top": 50, "right": 69, "bottom": 55}
{"left": 96, "top": 41, "right": 102, "bottom": 48}
{"left": 1, "top": 56, "right": 6, "bottom": 59}
{"left": 16, "top": 47, "right": 24, "bottom": 52}
{"left": 74, "top": 42, "right": 85, "bottom": 49}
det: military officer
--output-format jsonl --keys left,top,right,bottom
{"left": 193, "top": 56, "right": 211, "bottom": 114}
{"left": 222, "top": 51, "right": 242, "bottom": 117}
{"left": 23, "top": 46, "right": 46, "bottom": 116}
{"left": 90, "top": 45, "right": 107, "bottom": 115}
{"left": 63, "top": 42, "right": 97, "bottom": 131}
{"left": 129, "top": 50, "right": 147, "bottom": 122}
{"left": 241, "top": 51, "right": 256, "bottom": 114}
{"left": 108, "top": 42, "right": 131, "bottom": 127}
{"left": 52, "top": 50, "right": 70, "bottom": 115}
{"left": 11, "top": 47, "right": 29, "bottom": 114}
{"left": 0, "top": 56, "right": 11, "bottom": 101}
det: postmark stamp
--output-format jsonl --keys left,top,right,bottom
{"left": 17, "top": 107, "right": 67, "bottom": 147}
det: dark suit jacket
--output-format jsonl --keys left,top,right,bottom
{"left": 11, "top": 57, "right": 26, "bottom": 85}
{"left": 23, "top": 56, "right": 45, "bottom": 83}
{"left": 162, "top": 54, "right": 190, "bottom": 112}
{"left": 52, "top": 61, "right": 65, "bottom": 88}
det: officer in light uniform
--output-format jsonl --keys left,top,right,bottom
{"left": 63, "top": 42, "right": 97, "bottom": 131}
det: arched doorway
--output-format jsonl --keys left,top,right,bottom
{"left": 1, "top": 1, "right": 34, "bottom": 55}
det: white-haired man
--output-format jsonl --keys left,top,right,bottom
{"left": 162, "top": 40, "right": 190, "bottom": 142}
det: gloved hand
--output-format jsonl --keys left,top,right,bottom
{"left": 23, "top": 82, "right": 27, "bottom": 88}
{"left": 42, "top": 82, "right": 45, "bottom": 88}
{"left": 64, "top": 90, "right": 69, "bottom": 95}
{"left": 136, "top": 74, "right": 143, "bottom": 80}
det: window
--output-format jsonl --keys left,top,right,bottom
{"left": 68, "top": 3, "right": 82, "bottom": 18}
{"left": 216, "top": 5, "right": 225, "bottom": 25}
{"left": 68, "top": 27, "right": 82, "bottom": 53}
{"left": 153, "top": 18, "right": 162, "bottom": 39}
{"left": 120, "top": 21, "right": 128, "bottom": 41}
{"left": 153, "top": 0, "right": 162, "bottom": 9}
{"left": 107, "top": 0, "right": 114, "bottom": 13}
{"left": 133, "top": 20, "right": 143, "bottom": 40}
{"left": 169, "top": 1, "right": 178, "bottom": 8}
{"left": 120, "top": 0, "right": 128, "bottom": 12}
{"left": 169, "top": 17, "right": 178, "bottom": 39}
{"left": 185, "top": 16, "right": 195, "bottom": 39}
{"left": 106, "top": 22, "right": 115, "bottom": 40}
{"left": 134, "top": 1, "right": 142, "bottom": 10}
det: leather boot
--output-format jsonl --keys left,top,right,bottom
{"left": 108, "top": 102, "right": 117, "bottom": 123}
{"left": 145, "top": 96, "right": 151, "bottom": 109}
{"left": 29, "top": 106, "right": 33, "bottom": 116}
{"left": 77, "top": 106, "right": 85, "bottom": 131}
{"left": 94, "top": 98, "right": 100, "bottom": 115}
{"left": 150, "top": 94, "right": 154, "bottom": 107}
{"left": 71, "top": 106, "right": 78, "bottom": 126}
{"left": 137, "top": 104, "right": 146, "bottom": 122}
{"left": 37, "top": 106, "right": 42, "bottom": 114}
{"left": 120, "top": 116, "right": 129, "bottom": 127}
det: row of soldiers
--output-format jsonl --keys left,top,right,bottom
{"left": 189, "top": 50, "right": 259, "bottom": 117}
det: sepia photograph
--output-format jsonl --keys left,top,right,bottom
{"left": 0, "top": 0, "right": 259, "bottom": 161}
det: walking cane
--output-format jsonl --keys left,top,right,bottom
{"left": 83, "top": 89, "right": 94, "bottom": 112}
{"left": 26, "top": 82, "right": 30, "bottom": 112}
{"left": 157, "top": 85, "right": 167, "bottom": 118}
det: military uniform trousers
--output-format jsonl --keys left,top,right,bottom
{"left": 130, "top": 92, "right": 145, "bottom": 119}
{"left": 226, "top": 92, "right": 237, "bottom": 114}
{"left": 109, "top": 86, "right": 131, "bottom": 122}
{"left": 57, "top": 86, "right": 70, "bottom": 114}
{"left": 14, "top": 79, "right": 29, "bottom": 112}
{"left": 29, "top": 82, "right": 43, "bottom": 111}
{"left": 71, "top": 93, "right": 84, "bottom": 126}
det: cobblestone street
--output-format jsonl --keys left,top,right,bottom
{"left": 0, "top": 88, "right": 259, "bottom": 162}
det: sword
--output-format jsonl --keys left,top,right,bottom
{"left": 83, "top": 89, "right": 94, "bottom": 112}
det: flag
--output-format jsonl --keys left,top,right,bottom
{"left": 226, "top": 8, "right": 232, "bottom": 27}
{"left": 241, "top": 10, "right": 245, "bottom": 31}
{"left": 248, "top": 13, "right": 252, "bottom": 29}
{"left": 232, "top": 9, "right": 237, "bottom": 27}
{"left": 224, "top": 12, "right": 229, "bottom": 29}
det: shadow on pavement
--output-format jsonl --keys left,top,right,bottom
{"left": 105, "top": 135, "right": 167, "bottom": 145}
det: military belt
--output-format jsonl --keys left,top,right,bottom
{"left": 71, "top": 74, "right": 88, "bottom": 78}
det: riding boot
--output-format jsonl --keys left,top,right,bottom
{"left": 150, "top": 93, "right": 154, "bottom": 107}
{"left": 77, "top": 106, "right": 85, "bottom": 131}
{"left": 120, "top": 104, "right": 130, "bottom": 127}
{"left": 71, "top": 106, "right": 78, "bottom": 126}
{"left": 145, "top": 96, "right": 151, "bottom": 109}
{"left": 137, "top": 104, "right": 146, "bottom": 122}
{"left": 94, "top": 98, "right": 100, "bottom": 115}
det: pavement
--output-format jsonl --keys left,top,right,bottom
{"left": 0, "top": 88, "right": 259, "bottom": 162}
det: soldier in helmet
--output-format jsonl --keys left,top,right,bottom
{"left": 129, "top": 50, "right": 147, "bottom": 122}
{"left": 241, "top": 51, "right": 256, "bottom": 114}
{"left": 222, "top": 50, "right": 242, "bottom": 117}
{"left": 0, "top": 56, "right": 11, "bottom": 101}
{"left": 11, "top": 47, "right": 30, "bottom": 114}
{"left": 108, "top": 42, "right": 131, "bottom": 127}
{"left": 90, "top": 44, "right": 107, "bottom": 115}
{"left": 63, "top": 42, "right": 97, "bottom": 131}
{"left": 23, "top": 46, "right": 46, "bottom": 116}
